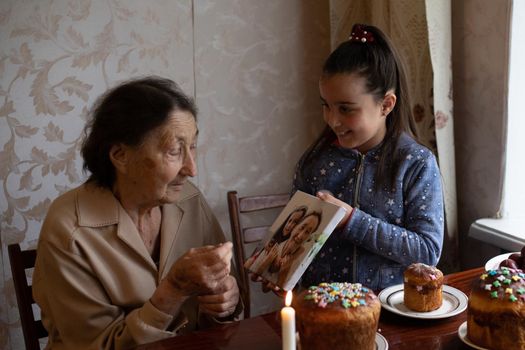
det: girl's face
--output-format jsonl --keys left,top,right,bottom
{"left": 283, "top": 211, "right": 304, "bottom": 236}
{"left": 319, "top": 73, "right": 389, "bottom": 153}
{"left": 290, "top": 215, "right": 320, "bottom": 246}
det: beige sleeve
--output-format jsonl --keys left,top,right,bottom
{"left": 33, "top": 239, "right": 187, "bottom": 349}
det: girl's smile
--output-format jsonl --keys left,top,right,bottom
{"left": 319, "top": 73, "right": 394, "bottom": 153}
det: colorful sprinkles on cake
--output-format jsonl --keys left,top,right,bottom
{"left": 480, "top": 268, "right": 525, "bottom": 302}
{"left": 304, "top": 282, "right": 375, "bottom": 309}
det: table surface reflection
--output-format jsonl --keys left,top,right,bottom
{"left": 135, "top": 267, "right": 484, "bottom": 350}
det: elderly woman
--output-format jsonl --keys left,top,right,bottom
{"left": 33, "top": 76, "right": 241, "bottom": 349}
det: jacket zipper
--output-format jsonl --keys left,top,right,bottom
{"left": 352, "top": 154, "right": 365, "bottom": 281}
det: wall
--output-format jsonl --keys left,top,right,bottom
{"left": 0, "top": 1, "right": 329, "bottom": 348}
{"left": 452, "top": 0, "right": 512, "bottom": 268}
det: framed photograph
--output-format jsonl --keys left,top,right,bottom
{"left": 244, "top": 190, "right": 347, "bottom": 291}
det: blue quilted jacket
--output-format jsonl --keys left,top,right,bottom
{"left": 293, "top": 133, "right": 444, "bottom": 291}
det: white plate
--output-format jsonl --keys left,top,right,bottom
{"left": 484, "top": 252, "right": 518, "bottom": 271}
{"left": 458, "top": 321, "right": 488, "bottom": 350}
{"left": 375, "top": 332, "right": 388, "bottom": 350}
{"left": 378, "top": 284, "right": 468, "bottom": 319}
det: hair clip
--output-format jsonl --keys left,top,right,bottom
{"left": 349, "top": 24, "right": 374, "bottom": 43}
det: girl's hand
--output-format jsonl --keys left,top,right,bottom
{"left": 316, "top": 191, "right": 353, "bottom": 227}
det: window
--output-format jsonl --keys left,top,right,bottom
{"left": 469, "top": 1, "right": 525, "bottom": 251}
{"left": 503, "top": 0, "right": 525, "bottom": 221}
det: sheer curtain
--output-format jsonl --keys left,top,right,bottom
{"left": 330, "top": 0, "right": 459, "bottom": 272}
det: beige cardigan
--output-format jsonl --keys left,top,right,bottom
{"left": 33, "top": 181, "right": 240, "bottom": 349}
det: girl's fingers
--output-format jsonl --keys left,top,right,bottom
{"left": 317, "top": 189, "right": 334, "bottom": 197}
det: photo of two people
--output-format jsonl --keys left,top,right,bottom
{"left": 244, "top": 191, "right": 347, "bottom": 291}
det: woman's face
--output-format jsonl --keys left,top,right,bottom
{"left": 290, "top": 215, "right": 320, "bottom": 246}
{"left": 319, "top": 73, "right": 388, "bottom": 153}
{"left": 282, "top": 211, "right": 304, "bottom": 236}
{"left": 119, "top": 111, "right": 198, "bottom": 205}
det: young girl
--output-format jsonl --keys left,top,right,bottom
{"left": 293, "top": 23, "right": 444, "bottom": 291}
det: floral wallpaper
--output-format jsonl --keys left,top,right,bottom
{"left": 192, "top": 0, "right": 329, "bottom": 321}
{"left": 0, "top": 1, "right": 329, "bottom": 348}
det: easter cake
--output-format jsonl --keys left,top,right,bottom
{"left": 293, "top": 282, "right": 380, "bottom": 350}
{"left": 467, "top": 267, "right": 525, "bottom": 350}
{"left": 403, "top": 263, "right": 444, "bottom": 312}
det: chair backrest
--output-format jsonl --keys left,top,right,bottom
{"left": 227, "top": 190, "right": 289, "bottom": 318}
{"left": 8, "top": 243, "right": 47, "bottom": 350}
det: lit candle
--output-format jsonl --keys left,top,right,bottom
{"left": 281, "top": 290, "right": 296, "bottom": 350}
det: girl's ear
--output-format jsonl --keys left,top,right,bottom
{"left": 109, "top": 144, "right": 130, "bottom": 174}
{"left": 382, "top": 91, "right": 397, "bottom": 117}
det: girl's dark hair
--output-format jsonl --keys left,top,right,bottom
{"left": 81, "top": 76, "right": 197, "bottom": 189}
{"left": 304, "top": 24, "right": 419, "bottom": 189}
{"left": 273, "top": 205, "right": 308, "bottom": 243}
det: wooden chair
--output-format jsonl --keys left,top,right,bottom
{"left": 8, "top": 243, "right": 47, "bottom": 350}
{"left": 227, "top": 190, "right": 289, "bottom": 318}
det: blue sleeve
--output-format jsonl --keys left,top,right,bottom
{"left": 342, "top": 154, "right": 444, "bottom": 266}
{"left": 291, "top": 158, "right": 306, "bottom": 195}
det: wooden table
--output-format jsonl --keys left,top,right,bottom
{"left": 135, "top": 267, "right": 484, "bottom": 350}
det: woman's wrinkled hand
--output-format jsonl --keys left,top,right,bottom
{"left": 316, "top": 190, "right": 353, "bottom": 227}
{"left": 198, "top": 275, "right": 240, "bottom": 318}
{"left": 151, "top": 242, "right": 235, "bottom": 316}
{"left": 166, "top": 242, "right": 233, "bottom": 296}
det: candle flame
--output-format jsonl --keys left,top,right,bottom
{"left": 285, "top": 290, "right": 293, "bottom": 306}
